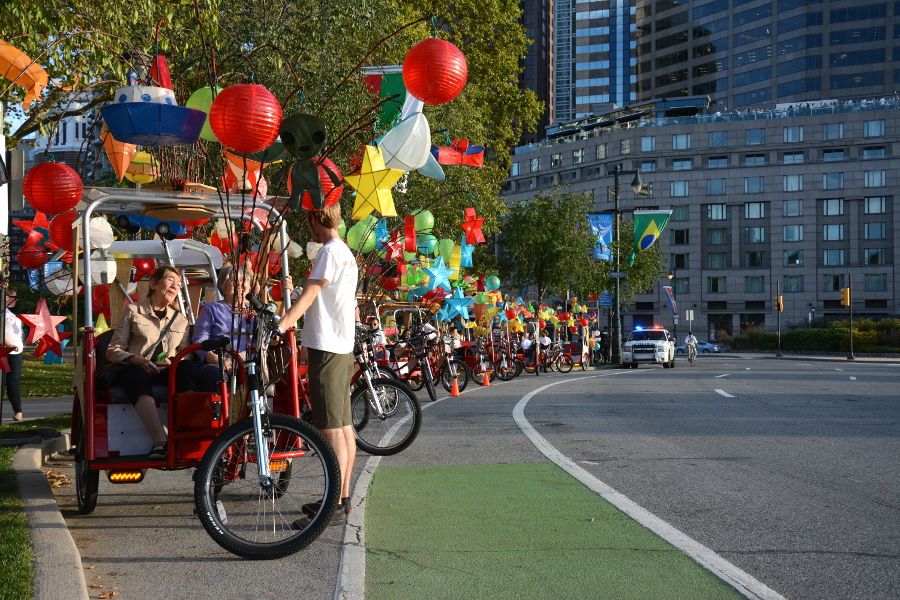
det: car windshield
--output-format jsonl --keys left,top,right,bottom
{"left": 628, "top": 330, "right": 667, "bottom": 341}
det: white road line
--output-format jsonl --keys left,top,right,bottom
{"left": 745, "top": 368, "right": 751, "bottom": 371}
{"left": 513, "top": 376, "right": 785, "bottom": 600}
{"left": 850, "top": 376, "right": 857, "bottom": 381}
{"left": 715, "top": 374, "right": 730, "bottom": 378}
{"left": 716, "top": 389, "right": 735, "bottom": 398}
{"left": 834, "top": 368, "right": 844, "bottom": 372}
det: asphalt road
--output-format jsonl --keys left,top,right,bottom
{"left": 3, "top": 396, "right": 72, "bottom": 422}
{"left": 46, "top": 355, "right": 900, "bottom": 599}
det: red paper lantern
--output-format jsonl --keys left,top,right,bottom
{"left": 210, "top": 231, "right": 239, "bottom": 255}
{"left": 538, "top": 319, "right": 546, "bottom": 329}
{"left": 402, "top": 38, "right": 468, "bottom": 105}
{"left": 559, "top": 312, "right": 570, "bottom": 321}
{"left": 380, "top": 275, "right": 401, "bottom": 292}
{"left": 579, "top": 317, "right": 589, "bottom": 327}
{"left": 17, "top": 242, "right": 49, "bottom": 269}
{"left": 505, "top": 308, "right": 517, "bottom": 320}
{"left": 23, "top": 163, "right": 83, "bottom": 215}
{"left": 209, "top": 84, "right": 283, "bottom": 154}
{"left": 49, "top": 209, "right": 78, "bottom": 253}
{"left": 132, "top": 258, "right": 156, "bottom": 282}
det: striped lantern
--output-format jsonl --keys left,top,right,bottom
{"left": 402, "top": 38, "right": 468, "bottom": 105}
{"left": 23, "top": 162, "right": 83, "bottom": 215}
{"left": 209, "top": 84, "right": 282, "bottom": 154}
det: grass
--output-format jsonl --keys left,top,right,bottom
{"left": 0, "top": 415, "right": 72, "bottom": 600}
{"left": 21, "top": 356, "right": 75, "bottom": 398}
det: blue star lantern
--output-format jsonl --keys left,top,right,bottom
{"left": 459, "top": 234, "right": 474, "bottom": 268}
{"left": 435, "top": 304, "right": 454, "bottom": 322}
{"left": 374, "top": 218, "right": 389, "bottom": 250}
{"left": 424, "top": 256, "right": 454, "bottom": 291}
{"left": 443, "top": 286, "right": 475, "bottom": 321}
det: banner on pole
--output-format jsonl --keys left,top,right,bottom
{"left": 662, "top": 285, "right": 678, "bottom": 317}
{"left": 587, "top": 212, "right": 613, "bottom": 261}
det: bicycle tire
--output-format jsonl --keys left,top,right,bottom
{"left": 494, "top": 357, "right": 515, "bottom": 381}
{"left": 352, "top": 378, "right": 421, "bottom": 455}
{"left": 74, "top": 410, "right": 99, "bottom": 515}
{"left": 440, "top": 359, "right": 469, "bottom": 392}
{"left": 557, "top": 354, "right": 574, "bottom": 373}
{"left": 194, "top": 414, "right": 340, "bottom": 560}
{"left": 422, "top": 361, "right": 438, "bottom": 402}
{"left": 376, "top": 365, "right": 399, "bottom": 381}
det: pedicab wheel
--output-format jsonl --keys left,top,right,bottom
{"left": 440, "top": 359, "right": 469, "bottom": 392}
{"left": 376, "top": 365, "right": 399, "bottom": 381}
{"left": 352, "top": 378, "right": 421, "bottom": 456}
{"left": 194, "top": 414, "right": 340, "bottom": 560}
{"left": 406, "top": 373, "right": 425, "bottom": 391}
{"left": 74, "top": 416, "right": 99, "bottom": 515}
{"left": 557, "top": 355, "right": 574, "bottom": 373}
{"left": 494, "top": 359, "right": 515, "bottom": 382}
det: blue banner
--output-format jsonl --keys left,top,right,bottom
{"left": 587, "top": 213, "right": 613, "bottom": 261}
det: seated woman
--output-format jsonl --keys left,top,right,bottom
{"left": 106, "top": 266, "right": 196, "bottom": 458}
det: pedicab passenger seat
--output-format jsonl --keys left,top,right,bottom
{"left": 94, "top": 330, "right": 169, "bottom": 405}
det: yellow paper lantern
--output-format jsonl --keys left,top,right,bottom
{"left": 124, "top": 151, "right": 159, "bottom": 184}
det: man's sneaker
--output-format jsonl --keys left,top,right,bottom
{"left": 13, "top": 412, "right": 23, "bottom": 422}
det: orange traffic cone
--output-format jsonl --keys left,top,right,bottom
{"left": 481, "top": 370, "right": 491, "bottom": 387}
{"left": 450, "top": 378, "right": 461, "bottom": 397}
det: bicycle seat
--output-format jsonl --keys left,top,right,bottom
{"left": 201, "top": 336, "right": 231, "bottom": 352}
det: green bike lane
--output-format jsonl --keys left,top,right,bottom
{"left": 356, "top": 371, "right": 754, "bottom": 600}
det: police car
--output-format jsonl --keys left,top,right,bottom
{"left": 622, "top": 326, "right": 676, "bottom": 368}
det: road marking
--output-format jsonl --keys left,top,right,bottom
{"left": 745, "top": 368, "right": 751, "bottom": 371}
{"left": 835, "top": 368, "right": 844, "bottom": 372}
{"left": 715, "top": 389, "right": 735, "bottom": 398}
{"left": 715, "top": 374, "right": 730, "bottom": 378}
{"left": 850, "top": 376, "right": 857, "bottom": 381}
{"left": 513, "top": 377, "right": 785, "bottom": 600}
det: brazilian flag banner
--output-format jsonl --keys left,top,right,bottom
{"left": 627, "top": 209, "right": 673, "bottom": 265}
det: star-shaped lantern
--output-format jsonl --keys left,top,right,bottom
{"left": 35, "top": 331, "right": 72, "bottom": 358}
{"left": 459, "top": 235, "right": 474, "bottom": 268}
{"left": 384, "top": 231, "right": 406, "bottom": 263}
{"left": 0, "top": 346, "right": 15, "bottom": 373}
{"left": 19, "top": 298, "right": 67, "bottom": 345}
{"left": 443, "top": 286, "right": 475, "bottom": 321}
{"left": 435, "top": 304, "right": 454, "bottom": 323}
{"left": 423, "top": 256, "right": 454, "bottom": 291}
{"left": 14, "top": 211, "right": 57, "bottom": 252}
{"left": 404, "top": 216, "right": 418, "bottom": 253}
{"left": 373, "top": 218, "right": 389, "bottom": 250}
{"left": 346, "top": 145, "right": 404, "bottom": 220}
{"left": 460, "top": 207, "right": 485, "bottom": 244}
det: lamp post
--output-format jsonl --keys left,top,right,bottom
{"left": 612, "top": 165, "right": 643, "bottom": 365}
{"left": 667, "top": 269, "right": 677, "bottom": 344}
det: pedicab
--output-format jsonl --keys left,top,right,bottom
{"left": 70, "top": 187, "right": 340, "bottom": 559}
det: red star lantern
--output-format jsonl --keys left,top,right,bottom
{"left": 422, "top": 287, "right": 450, "bottom": 304}
{"left": 19, "top": 298, "right": 67, "bottom": 346}
{"left": 384, "top": 231, "right": 405, "bottom": 263}
{"left": 404, "top": 215, "right": 417, "bottom": 253}
{"left": 460, "top": 207, "right": 485, "bottom": 244}
{"left": 14, "top": 211, "right": 58, "bottom": 252}
{"left": 35, "top": 331, "right": 72, "bottom": 358}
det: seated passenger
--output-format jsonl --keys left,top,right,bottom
{"left": 106, "top": 266, "right": 196, "bottom": 458}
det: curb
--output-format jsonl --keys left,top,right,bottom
{"left": 13, "top": 433, "right": 89, "bottom": 600}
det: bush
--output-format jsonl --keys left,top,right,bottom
{"left": 730, "top": 328, "right": 777, "bottom": 350}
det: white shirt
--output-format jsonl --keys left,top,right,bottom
{"left": 4, "top": 309, "right": 23, "bottom": 354}
{"left": 538, "top": 335, "right": 551, "bottom": 346}
{"left": 302, "top": 238, "right": 358, "bottom": 354}
{"left": 520, "top": 338, "right": 533, "bottom": 350}
{"left": 684, "top": 335, "right": 698, "bottom": 347}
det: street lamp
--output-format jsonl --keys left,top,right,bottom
{"left": 612, "top": 164, "right": 643, "bottom": 365}
{"left": 667, "top": 270, "right": 677, "bottom": 343}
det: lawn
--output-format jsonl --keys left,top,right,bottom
{"left": 22, "top": 355, "right": 75, "bottom": 398}
{"left": 0, "top": 415, "right": 72, "bottom": 600}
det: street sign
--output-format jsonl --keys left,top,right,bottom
{"left": 609, "top": 271, "right": 627, "bottom": 279}
{"left": 598, "top": 293, "right": 614, "bottom": 307}
{"left": 673, "top": 316, "right": 679, "bottom": 325}
{"left": 685, "top": 309, "right": 694, "bottom": 321}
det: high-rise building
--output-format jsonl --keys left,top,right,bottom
{"left": 635, "top": 0, "right": 899, "bottom": 109}
{"left": 520, "top": 0, "right": 555, "bottom": 144}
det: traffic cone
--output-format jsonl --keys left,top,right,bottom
{"left": 450, "top": 378, "right": 461, "bottom": 397}
{"left": 481, "top": 370, "right": 491, "bottom": 387}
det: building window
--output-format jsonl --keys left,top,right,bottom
{"left": 784, "top": 275, "right": 804, "bottom": 292}
{"left": 641, "top": 136, "right": 656, "bottom": 152}
{"left": 707, "top": 228, "right": 727, "bottom": 244}
{"left": 671, "top": 205, "right": 690, "bottom": 221}
{"left": 530, "top": 158, "right": 539, "bottom": 173}
{"left": 824, "top": 274, "right": 846, "bottom": 291}
{"left": 823, "top": 172, "right": 844, "bottom": 190}
{"left": 863, "top": 120, "right": 885, "bottom": 137}
{"left": 707, "top": 155, "right": 728, "bottom": 168}
{"left": 745, "top": 251, "right": 766, "bottom": 268}
{"left": 864, "top": 196, "right": 886, "bottom": 214}
{"left": 823, "top": 123, "right": 844, "bottom": 140}
{"left": 823, "top": 249, "right": 845, "bottom": 266}
{"left": 620, "top": 139, "right": 631, "bottom": 154}
{"left": 706, "top": 204, "right": 727, "bottom": 220}
{"left": 783, "top": 225, "right": 803, "bottom": 241}
{"left": 863, "top": 146, "right": 886, "bottom": 159}
{"left": 783, "top": 151, "right": 804, "bottom": 164}
{"left": 673, "top": 134, "right": 691, "bottom": 150}
{"left": 707, "top": 276, "right": 727, "bottom": 293}
{"left": 551, "top": 153, "right": 561, "bottom": 168}
{"left": 671, "top": 253, "right": 689, "bottom": 269}
{"left": 641, "top": 160, "right": 657, "bottom": 172}
{"left": 823, "top": 149, "right": 845, "bottom": 162}
{"left": 573, "top": 148, "right": 584, "bottom": 164}
{"left": 864, "top": 222, "right": 886, "bottom": 240}
{"left": 783, "top": 199, "right": 803, "bottom": 217}
{"left": 746, "top": 128, "right": 765, "bottom": 145}
{"left": 822, "top": 198, "right": 844, "bottom": 216}
{"left": 864, "top": 170, "right": 885, "bottom": 188}
{"left": 674, "top": 278, "right": 690, "bottom": 295}
{"left": 707, "top": 179, "right": 726, "bottom": 195}
{"left": 744, "top": 153, "right": 766, "bottom": 166}
{"left": 510, "top": 162, "right": 520, "bottom": 176}
{"left": 672, "top": 159, "right": 692, "bottom": 171}
{"left": 745, "top": 276, "right": 765, "bottom": 293}
{"left": 672, "top": 229, "right": 690, "bottom": 245}
{"left": 864, "top": 273, "right": 887, "bottom": 292}
{"left": 784, "top": 249, "right": 803, "bottom": 266}
{"left": 745, "top": 226, "right": 766, "bottom": 243}
{"left": 823, "top": 224, "right": 844, "bottom": 241}
{"left": 708, "top": 252, "right": 727, "bottom": 269}
{"left": 744, "top": 176, "right": 764, "bottom": 193}
{"left": 709, "top": 131, "right": 728, "bottom": 147}
{"left": 783, "top": 126, "right": 804, "bottom": 143}
{"left": 744, "top": 202, "right": 765, "bottom": 219}
{"left": 864, "top": 248, "right": 885, "bottom": 265}
{"left": 783, "top": 175, "right": 803, "bottom": 192}
{"left": 596, "top": 143, "right": 608, "bottom": 160}
{"left": 671, "top": 180, "right": 689, "bottom": 197}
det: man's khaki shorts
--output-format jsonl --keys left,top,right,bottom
{"left": 306, "top": 348, "right": 354, "bottom": 429}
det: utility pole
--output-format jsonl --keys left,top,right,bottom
{"left": 611, "top": 165, "right": 642, "bottom": 365}
{"left": 775, "top": 280, "right": 783, "bottom": 358}
{"left": 843, "top": 274, "right": 855, "bottom": 360}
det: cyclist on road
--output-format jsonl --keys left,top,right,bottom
{"left": 684, "top": 331, "right": 699, "bottom": 366}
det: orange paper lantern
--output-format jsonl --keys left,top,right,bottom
{"left": 101, "top": 127, "right": 136, "bottom": 182}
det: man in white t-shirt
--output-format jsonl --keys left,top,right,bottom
{"left": 279, "top": 203, "right": 359, "bottom": 525}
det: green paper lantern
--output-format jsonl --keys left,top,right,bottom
{"left": 412, "top": 209, "right": 435, "bottom": 232}
{"left": 338, "top": 218, "right": 347, "bottom": 239}
{"left": 186, "top": 86, "right": 223, "bottom": 143}
{"left": 485, "top": 274, "right": 501, "bottom": 291}
{"left": 347, "top": 217, "right": 377, "bottom": 253}
{"left": 438, "top": 238, "right": 455, "bottom": 262}
{"left": 416, "top": 233, "right": 437, "bottom": 255}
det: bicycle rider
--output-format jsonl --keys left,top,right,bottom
{"left": 684, "top": 331, "right": 699, "bottom": 364}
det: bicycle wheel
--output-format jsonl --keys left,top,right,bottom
{"left": 74, "top": 410, "right": 99, "bottom": 515}
{"left": 494, "top": 356, "right": 515, "bottom": 381}
{"left": 352, "top": 378, "right": 421, "bottom": 455}
{"left": 440, "top": 358, "right": 469, "bottom": 392}
{"left": 422, "top": 360, "right": 438, "bottom": 402}
{"left": 194, "top": 414, "right": 340, "bottom": 560}
{"left": 375, "top": 365, "right": 399, "bottom": 381}
{"left": 557, "top": 354, "right": 574, "bottom": 373}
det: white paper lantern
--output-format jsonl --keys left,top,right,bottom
{"left": 89, "top": 217, "right": 115, "bottom": 249}
{"left": 45, "top": 271, "right": 80, "bottom": 296}
{"left": 378, "top": 113, "right": 431, "bottom": 171}
{"left": 78, "top": 252, "right": 117, "bottom": 285}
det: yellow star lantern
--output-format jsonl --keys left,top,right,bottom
{"left": 346, "top": 145, "right": 404, "bottom": 220}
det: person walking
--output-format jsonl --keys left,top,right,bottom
{"left": 278, "top": 203, "right": 359, "bottom": 526}
{"left": 3, "top": 290, "right": 24, "bottom": 421}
